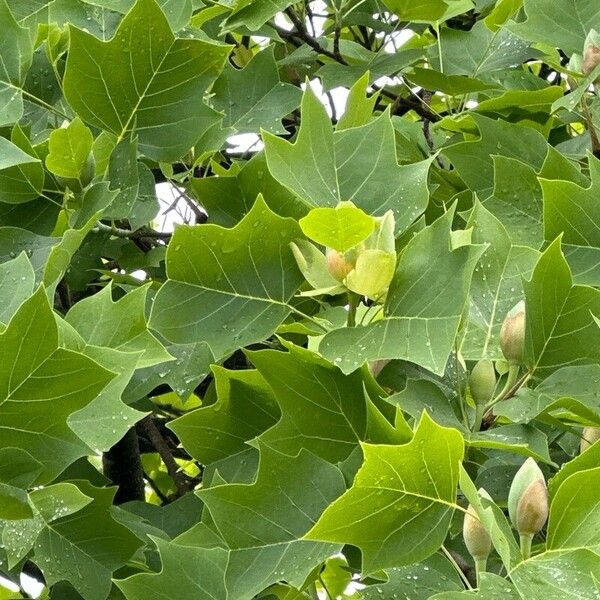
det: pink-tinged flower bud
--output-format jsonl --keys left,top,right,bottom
{"left": 580, "top": 426, "right": 600, "bottom": 453}
{"left": 583, "top": 30, "right": 600, "bottom": 80}
{"left": 325, "top": 248, "right": 355, "bottom": 282}
{"left": 469, "top": 359, "right": 496, "bottom": 406}
{"left": 500, "top": 301, "right": 525, "bottom": 365}
{"left": 508, "top": 458, "right": 548, "bottom": 537}
{"left": 463, "top": 490, "right": 492, "bottom": 561}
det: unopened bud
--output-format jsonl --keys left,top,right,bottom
{"left": 463, "top": 490, "right": 492, "bottom": 561}
{"left": 500, "top": 301, "right": 525, "bottom": 365}
{"left": 580, "top": 426, "right": 600, "bottom": 453}
{"left": 583, "top": 30, "right": 600, "bottom": 80}
{"left": 326, "top": 248, "right": 355, "bottom": 282}
{"left": 469, "top": 360, "right": 496, "bottom": 406}
{"left": 508, "top": 458, "right": 548, "bottom": 537}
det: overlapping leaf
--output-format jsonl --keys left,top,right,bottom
{"left": 263, "top": 87, "right": 433, "bottom": 234}
{"left": 63, "top": 0, "right": 230, "bottom": 161}
{"left": 149, "top": 196, "right": 305, "bottom": 359}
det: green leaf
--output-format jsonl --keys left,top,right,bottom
{"left": 362, "top": 554, "right": 463, "bottom": 599}
{"left": 190, "top": 152, "right": 305, "bottom": 228}
{"left": 63, "top": 0, "right": 230, "bottom": 161}
{"left": 212, "top": 47, "right": 302, "bottom": 135}
{"left": 263, "top": 87, "right": 433, "bottom": 234}
{"left": 460, "top": 201, "right": 539, "bottom": 360}
{"left": 169, "top": 366, "right": 279, "bottom": 464}
{"left": 248, "top": 343, "right": 410, "bottom": 463}
{"left": 0, "top": 0, "right": 33, "bottom": 127}
{"left": 381, "top": 0, "right": 474, "bottom": 22}
{"left": 116, "top": 538, "right": 229, "bottom": 600}
{"left": 306, "top": 412, "right": 464, "bottom": 572}
{"left": 510, "top": 549, "right": 600, "bottom": 597}
{"left": 45, "top": 117, "right": 94, "bottom": 182}
{"left": 0, "top": 287, "right": 115, "bottom": 483}
{"left": 0, "top": 133, "right": 44, "bottom": 204}
{"left": 30, "top": 482, "right": 142, "bottom": 600}
{"left": 431, "top": 573, "right": 520, "bottom": 598}
{"left": 195, "top": 445, "right": 344, "bottom": 598}
{"left": 431, "top": 21, "right": 530, "bottom": 77}
{"left": 542, "top": 157, "right": 600, "bottom": 285}
{"left": 524, "top": 237, "right": 600, "bottom": 379}
{"left": 0, "top": 251, "right": 34, "bottom": 325}
{"left": 149, "top": 196, "right": 304, "bottom": 358}
{"left": 336, "top": 71, "right": 377, "bottom": 130}
{"left": 299, "top": 202, "right": 375, "bottom": 252}
{"left": 547, "top": 467, "right": 600, "bottom": 549}
{"left": 66, "top": 284, "right": 170, "bottom": 368}
{"left": 444, "top": 115, "right": 548, "bottom": 197}
{"left": 0, "top": 483, "right": 31, "bottom": 520}
{"left": 223, "top": 0, "right": 294, "bottom": 30}
{"left": 508, "top": 0, "right": 600, "bottom": 54}
{"left": 549, "top": 438, "right": 600, "bottom": 496}
{"left": 496, "top": 365, "right": 600, "bottom": 425}
{"left": 319, "top": 209, "right": 484, "bottom": 375}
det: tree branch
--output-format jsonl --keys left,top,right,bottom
{"left": 138, "top": 416, "right": 191, "bottom": 497}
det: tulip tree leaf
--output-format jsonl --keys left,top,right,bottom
{"left": 546, "top": 467, "right": 600, "bottom": 549}
{"left": 496, "top": 365, "right": 600, "bottom": 426}
{"left": 149, "top": 196, "right": 305, "bottom": 359}
{"left": 524, "top": 237, "right": 600, "bottom": 379}
{"left": 0, "top": 251, "right": 34, "bottom": 325}
{"left": 248, "top": 343, "right": 410, "bottom": 462}
{"left": 443, "top": 115, "right": 548, "bottom": 197}
{"left": 0, "top": 0, "right": 33, "bottom": 127}
{"left": 542, "top": 158, "right": 600, "bottom": 286}
{"left": 362, "top": 554, "right": 463, "bottom": 599}
{"left": 0, "top": 287, "right": 115, "bottom": 484}
{"left": 212, "top": 47, "right": 302, "bottom": 135}
{"left": 306, "top": 412, "right": 465, "bottom": 573}
{"left": 0, "top": 134, "right": 44, "bottom": 205}
{"left": 510, "top": 548, "right": 600, "bottom": 598}
{"left": 195, "top": 445, "right": 345, "bottom": 598}
{"left": 116, "top": 539, "right": 229, "bottom": 600}
{"left": 460, "top": 201, "right": 539, "bottom": 360}
{"left": 29, "top": 482, "right": 142, "bottom": 600}
{"left": 508, "top": 0, "right": 600, "bottom": 54}
{"left": 66, "top": 284, "right": 170, "bottom": 368}
{"left": 45, "top": 117, "right": 93, "bottom": 182}
{"left": 431, "top": 573, "right": 520, "bottom": 598}
{"left": 319, "top": 210, "right": 484, "bottom": 375}
{"left": 63, "top": 0, "right": 230, "bottom": 161}
{"left": 299, "top": 203, "right": 375, "bottom": 253}
{"left": 263, "top": 87, "right": 433, "bottom": 234}
{"left": 169, "top": 366, "right": 280, "bottom": 464}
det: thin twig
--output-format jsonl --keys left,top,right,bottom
{"left": 139, "top": 416, "right": 190, "bottom": 497}
{"left": 283, "top": 7, "right": 348, "bottom": 64}
{"left": 92, "top": 221, "right": 172, "bottom": 241}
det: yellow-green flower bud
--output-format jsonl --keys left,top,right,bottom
{"left": 463, "top": 490, "right": 492, "bottom": 561}
{"left": 469, "top": 360, "right": 496, "bottom": 406}
{"left": 508, "top": 458, "right": 548, "bottom": 537}
{"left": 500, "top": 301, "right": 525, "bottom": 365}
{"left": 580, "top": 426, "right": 600, "bottom": 453}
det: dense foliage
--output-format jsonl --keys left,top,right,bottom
{"left": 1, "top": 0, "right": 600, "bottom": 597}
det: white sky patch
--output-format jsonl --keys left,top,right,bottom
{"left": 20, "top": 573, "right": 44, "bottom": 598}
